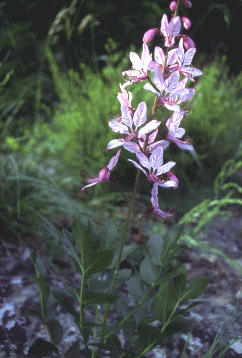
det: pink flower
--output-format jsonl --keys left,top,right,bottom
{"left": 166, "top": 112, "right": 194, "bottom": 151}
{"left": 82, "top": 150, "right": 121, "bottom": 190}
{"left": 128, "top": 146, "right": 178, "bottom": 188}
{"left": 170, "top": 38, "right": 202, "bottom": 82}
{"left": 160, "top": 14, "right": 181, "bottom": 47}
{"left": 143, "top": 28, "right": 159, "bottom": 43}
{"left": 169, "top": 1, "right": 177, "bottom": 12}
{"left": 122, "top": 44, "right": 152, "bottom": 87}
{"left": 151, "top": 183, "right": 174, "bottom": 218}
{"left": 144, "top": 67, "right": 194, "bottom": 112}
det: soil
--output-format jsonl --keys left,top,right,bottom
{"left": 1, "top": 206, "right": 242, "bottom": 358}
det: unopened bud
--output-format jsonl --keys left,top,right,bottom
{"left": 169, "top": 1, "right": 177, "bottom": 11}
{"left": 182, "top": 16, "right": 191, "bottom": 30}
{"left": 183, "top": 0, "right": 192, "bottom": 8}
{"left": 143, "top": 28, "right": 159, "bottom": 43}
{"left": 181, "top": 34, "right": 195, "bottom": 49}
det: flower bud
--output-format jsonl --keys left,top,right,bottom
{"left": 169, "top": 1, "right": 177, "bottom": 11}
{"left": 181, "top": 34, "right": 195, "bottom": 49}
{"left": 182, "top": 16, "right": 191, "bottom": 30}
{"left": 143, "top": 28, "right": 159, "bottom": 43}
{"left": 183, "top": 0, "right": 192, "bottom": 8}
{"left": 98, "top": 167, "right": 109, "bottom": 181}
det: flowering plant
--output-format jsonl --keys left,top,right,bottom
{"left": 20, "top": 1, "right": 210, "bottom": 357}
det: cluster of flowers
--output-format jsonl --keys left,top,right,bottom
{"left": 82, "top": 0, "right": 202, "bottom": 218}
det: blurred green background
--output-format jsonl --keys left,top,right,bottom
{"left": 0, "top": 0, "right": 242, "bottom": 247}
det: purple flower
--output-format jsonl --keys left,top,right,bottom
{"left": 170, "top": 38, "right": 202, "bottom": 82}
{"left": 160, "top": 14, "right": 181, "bottom": 48}
{"left": 151, "top": 183, "right": 174, "bottom": 218}
{"left": 107, "top": 102, "right": 162, "bottom": 153}
{"left": 128, "top": 146, "right": 178, "bottom": 188}
{"left": 122, "top": 44, "right": 152, "bottom": 87}
{"left": 82, "top": 150, "right": 121, "bottom": 190}
{"left": 166, "top": 112, "right": 194, "bottom": 151}
{"left": 144, "top": 67, "right": 194, "bottom": 112}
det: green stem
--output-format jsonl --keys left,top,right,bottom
{"left": 95, "top": 168, "right": 142, "bottom": 358}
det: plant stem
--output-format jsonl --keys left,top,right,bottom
{"left": 95, "top": 168, "right": 142, "bottom": 358}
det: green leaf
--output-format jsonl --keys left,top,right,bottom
{"left": 52, "top": 289, "right": 79, "bottom": 321}
{"left": 82, "top": 291, "right": 119, "bottom": 305}
{"left": 45, "top": 293, "right": 58, "bottom": 322}
{"left": 140, "top": 255, "right": 158, "bottom": 285}
{"left": 148, "top": 234, "right": 164, "bottom": 265}
{"left": 180, "top": 277, "right": 210, "bottom": 303}
{"left": 173, "top": 274, "right": 187, "bottom": 299}
{"left": 19, "top": 309, "right": 44, "bottom": 320}
{"left": 64, "top": 340, "right": 81, "bottom": 358}
{"left": 160, "top": 224, "right": 185, "bottom": 265}
{"left": 29, "top": 277, "right": 50, "bottom": 298}
{"left": 46, "top": 318, "right": 63, "bottom": 346}
{"left": 99, "top": 219, "right": 119, "bottom": 250}
{"left": 30, "top": 250, "right": 47, "bottom": 277}
{"left": 63, "top": 228, "right": 76, "bottom": 247}
{"left": 71, "top": 219, "right": 97, "bottom": 270}
{"left": 86, "top": 249, "right": 114, "bottom": 274}
{"left": 126, "top": 273, "right": 144, "bottom": 302}
{"left": 109, "top": 244, "right": 137, "bottom": 269}
{"left": 161, "top": 316, "right": 189, "bottom": 337}
{"left": 28, "top": 338, "right": 58, "bottom": 357}
{"left": 68, "top": 255, "right": 82, "bottom": 274}
{"left": 105, "top": 334, "right": 122, "bottom": 357}
{"left": 115, "top": 297, "right": 130, "bottom": 318}
{"left": 154, "top": 280, "right": 178, "bottom": 326}
{"left": 169, "top": 301, "right": 204, "bottom": 323}
{"left": 156, "top": 265, "right": 187, "bottom": 286}
{"left": 137, "top": 322, "right": 162, "bottom": 346}
{"left": 50, "top": 262, "right": 80, "bottom": 299}
{"left": 122, "top": 316, "right": 136, "bottom": 341}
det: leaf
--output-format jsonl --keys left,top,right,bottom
{"left": 126, "top": 273, "right": 144, "bottom": 302}
{"left": 71, "top": 219, "right": 97, "bottom": 270}
{"left": 161, "top": 316, "right": 189, "bottom": 337}
{"left": 86, "top": 249, "right": 114, "bottom": 274}
{"left": 137, "top": 322, "right": 162, "bottom": 346}
{"left": 156, "top": 265, "right": 187, "bottom": 286}
{"left": 46, "top": 318, "right": 63, "bottom": 346}
{"left": 160, "top": 224, "right": 185, "bottom": 265}
{"left": 63, "top": 228, "right": 76, "bottom": 247}
{"left": 115, "top": 296, "right": 130, "bottom": 318}
{"left": 99, "top": 219, "right": 119, "bottom": 250}
{"left": 105, "top": 334, "right": 122, "bottom": 358}
{"left": 51, "top": 289, "right": 79, "bottom": 321}
{"left": 19, "top": 309, "right": 44, "bottom": 320}
{"left": 140, "top": 255, "right": 158, "bottom": 285}
{"left": 30, "top": 250, "right": 47, "bottom": 278}
{"left": 173, "top": 274, "right": 187, "bottom": 299}
{"left": 82, "top": 291, "right": 119, "bottom": 305}
{"left": 45, "top": 293, "right": 58, "bottom": 322}
{"left": 122, "top": 316, "right": 136, "bottom": 341}
{"left": 29, "top": 278, "right": 50, "bottom": 298}
{"left": 49, "top": 262, "right": 80, "bottom": 299}
{"left": 180, "top": 277, "right": 210, "bottom": 303}
{"left": 28, "top": 338, "right": 58, "bottom": 357}
{"left": 169, "top": 301, "right": 204, "bottom": 323}
{"left": 154, "top": 280, "right": 178, "bottom": 326}
{"left": 108, "top": 244, "right": 137, "bottom": 269}
{"left": 148, "top": 234, "right": 164, "bottom": 265}
{"left": 64, "top": 340, "right": 81, "bottom": 358}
